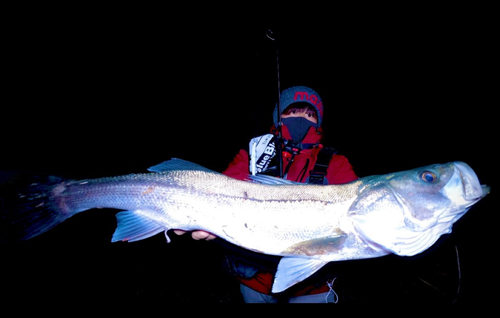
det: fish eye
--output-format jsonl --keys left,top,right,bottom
{"left": 420, "top": 171, "right": 437, "bottom": 183}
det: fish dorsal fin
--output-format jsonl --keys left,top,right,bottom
{"left": 112, "top": 210, "right": 166, "bottom": 243}
{"left": 148, "top": 158, "right": 215, "bottom": 173}
{"left": 272, "top": 257, "right": 329, "bottom": 293}
{"left": 247, "top": 174, "right": 300, "bottom": 185}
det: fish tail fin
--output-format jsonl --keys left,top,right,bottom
{"left": 0, "top": 171, "right": 73, "bottom": 242}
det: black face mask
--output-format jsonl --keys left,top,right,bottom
{"left": 282, "top": 117, "right": 315, "bottom": 142}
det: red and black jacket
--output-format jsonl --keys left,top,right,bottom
{"left": 221, "top": 125, "right": 358, "bottom": 296}
{"left": 223, "top": 125, "right": 358, "bottom": 185}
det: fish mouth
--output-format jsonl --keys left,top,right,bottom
{"left": 453, "top": 161, "right": 490, "bottom": 203}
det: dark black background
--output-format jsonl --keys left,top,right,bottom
{"left": 1, "top": 4, "right": 496, "bottom": 309}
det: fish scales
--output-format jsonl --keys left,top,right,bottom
{"left": 0, "top": 158, "right": 489, "bottom": 293}
{"left": 56, "top": 171, "right": 361, "bottom": 254}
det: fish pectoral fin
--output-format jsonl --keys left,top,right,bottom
{"left": 281, "top": 233, "right": 347, "bottom": 256}
{"left": 111, "top": 211, "right": 165, "bottom": 243}
{"left": 272, "top": 257, "right": 329, "bottom": 294}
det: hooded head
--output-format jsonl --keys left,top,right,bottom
{"left": 273, "top": 86, "right": 324, "bottom": 129}
{"left": 272, "top": 86, "right": 324, "bottom": 143}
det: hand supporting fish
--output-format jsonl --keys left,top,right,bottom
{"left": 0, "top": 159, "right": 489, "bottom": 293}
{"left": 173, "top": 229, "right": 216, "bottom": 241}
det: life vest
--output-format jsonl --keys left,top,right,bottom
{"left": 249, "top": 133, "right": 336, "bottom": 185}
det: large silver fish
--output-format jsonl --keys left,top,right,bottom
{"left": 0, "top": 159, "right": 489, "bottom": 293}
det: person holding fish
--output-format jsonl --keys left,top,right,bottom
{"left": 1, "top": 85, "right": 488, "bottom": 303}
{"left": 176, "top": 86, "right": 358, "bottom": 303}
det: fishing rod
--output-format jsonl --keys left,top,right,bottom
{"left": 266, "top": 29, "right": 284, "bottom": 179}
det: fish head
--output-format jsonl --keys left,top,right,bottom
{"left": 348, "top": 161, "right": 489, "bottom": 256}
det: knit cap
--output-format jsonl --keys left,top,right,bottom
{"left": 273, "top": 86, "right": 324, "bottom": 128}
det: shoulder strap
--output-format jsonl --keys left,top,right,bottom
{"left": 307, "top": 146, "right": 337, "bottom": 185}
